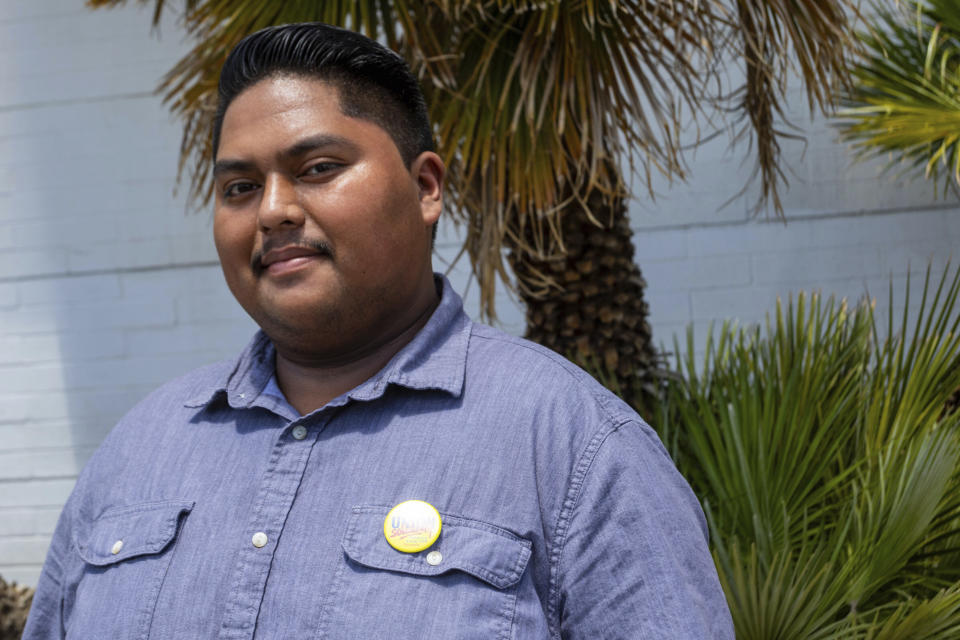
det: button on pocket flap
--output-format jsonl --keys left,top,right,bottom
{"left": 77, "top": 500, "right": 194, "bottom": 566}
{"left": 343, "top": 506, "right": 532, "bottom": 589}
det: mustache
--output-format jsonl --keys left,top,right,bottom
{"left": 251, "top": 238, "right": 333, "bottom": 277}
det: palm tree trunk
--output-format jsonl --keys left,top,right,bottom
{"left": 506, "top": 189, "right": 660, "bottom": 411}
{"left": 0, "top": 575, "right": 33, "bottom": 640}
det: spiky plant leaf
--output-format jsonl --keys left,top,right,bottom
{"left": 838, "top": 0, "right": 960, "bottom": 192}
{"left": 669, "top": 293, "right": 870, "bottom": 553}
{"left": 662, "top": 264, "right": 960, "bottom": 637}
{"left": 860, "top": 584, "right": 960, "bottom": 639}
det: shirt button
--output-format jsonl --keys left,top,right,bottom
{"left": 291, "top": 425, "right": 308, "bottom": 440}
{"left": 111, "top": 540, "right": 123, "bottom": 555}
{"left": 252, "top": 532, "right": 268, "bottom": 548}
{"left": 426, "top": 550, "right": 443, "bottom": 566}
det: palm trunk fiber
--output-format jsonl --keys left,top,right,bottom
{"left": 506, "top": 190, "right": 660, "bottom": 412}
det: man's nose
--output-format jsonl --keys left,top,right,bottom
{"left": 258, "top": 173, "right": 305, "bottom": 231}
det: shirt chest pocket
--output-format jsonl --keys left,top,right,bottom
{"left": 68, "top": 500, "right": 194, "bottom": 640}
{"left": 317, "top": 506, "right": 532, "bottom": 640}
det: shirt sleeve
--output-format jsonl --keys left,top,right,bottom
{"left": 20, "top": 461, "right": 94, "bottom": 640}
{"left": 21, "top": 501, "right": 73, "bottom": 640}
{"left": 555, "top": 419, "right": 734, "bottom": 639}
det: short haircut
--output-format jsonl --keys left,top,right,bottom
{"left": 212, "top": 23, "right": 434, "bottom": 166}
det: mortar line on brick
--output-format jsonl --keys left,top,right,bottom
{"left": 0, "top": 445, "right": 97, "bottom": 453}
{"left": 0, "top": 260, "right": 221, "bottom": 285}
{"left": 0, "top": 91, "right": 156, "bottom": 113}
{"left": 631, "top": 202, "right": 959, "bottom": 233}
{"left": 0, "top": 7, "right": 89, "bottom": 24}
{"left": 0, "top": 475, "right": 78, "bottom": 485}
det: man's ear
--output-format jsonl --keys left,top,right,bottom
{"left": 411, "top": 151, "right": 444, "bottom": 226}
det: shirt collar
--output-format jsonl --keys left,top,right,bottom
{"left": 184, "top": 275, "right": 471, "bottom": 410}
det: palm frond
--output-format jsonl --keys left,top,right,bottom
{"left": 669, "top": 293, "right": 870, "bottom": 551}
{"left": 837, "top": 0, "right": 960, "bottom": 193}
{"left": 714, "top": 540, "right": 852, "bottom": 640}
{"left": 856, "top": 584, "right": 960, "bottom": 640}
{"left": 416, "top": 1, "right": 718, "bottom": 312}
{"left": 662, "top": 264, "right": 960, "bottom": 636}
{"left": 727, "top": 0, "right": 861, "bottom": 215}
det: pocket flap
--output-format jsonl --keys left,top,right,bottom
{"left": 77, "top": 500, "right": 194, "bottom": 566}
{"left": 342, "top": 506, "right": 532, "bottom": 590}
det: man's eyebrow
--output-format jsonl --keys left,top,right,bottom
{"left": 279, "top": 134, "right": 359, "bottom": 160}
{"left": 213, "top": 159, "right": 257, "bottom": 179}
{"left": 213, "top": 134, "right": 360, "bottom": 179}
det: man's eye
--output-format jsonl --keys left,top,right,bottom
{"left": 223, "top": 182, "right": 258, "bottom": 198}
{"left": 303, "top": 162, "right": 341, "bottom": 176}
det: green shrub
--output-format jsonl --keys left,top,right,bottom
{"left": 658, "top": 264, "right": 960, "bottom": 638}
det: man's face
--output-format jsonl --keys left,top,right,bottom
{"left": 213, "top": 75, "right": 443, "bottom": 357}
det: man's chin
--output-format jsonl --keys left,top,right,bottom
{"left": 253, "top": 299, "right": 344, "bottom": 339}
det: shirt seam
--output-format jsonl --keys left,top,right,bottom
{"left": 55, "top": 537, "right": 67, "bottom": 638}
{"left": 546, "top": 416, "right": 634, "bottom": 639}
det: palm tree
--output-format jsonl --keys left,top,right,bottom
{"left": 88, "top": 0, "right": 861, "bottom": 406}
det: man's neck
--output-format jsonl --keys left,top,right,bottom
{"left": 273, "top": 291, "right": 439, "bottom": 415}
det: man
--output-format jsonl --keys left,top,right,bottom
{"left": 24, "top": 23, "right": 733, "bottom": 639}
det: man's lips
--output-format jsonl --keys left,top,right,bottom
{"left": 252, "top": 241, "right": 333, "bottom": 277}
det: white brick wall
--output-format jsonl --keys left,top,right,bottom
{"left": 634, "top": 206, "right": 959, "bottom": 359}
{"left": 1, "top": 0, "right": 957, "bottom": 587}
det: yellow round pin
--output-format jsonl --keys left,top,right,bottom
{"left": 383, "top": 500, "right": 442, "bottom": 553}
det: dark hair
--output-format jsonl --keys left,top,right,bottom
{"left": 212, "top": 23, "right": 433, "bottom": 165}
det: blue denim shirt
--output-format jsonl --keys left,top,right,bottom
{"left": 24, "top": 277, "right": 733, "bottom": 639}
